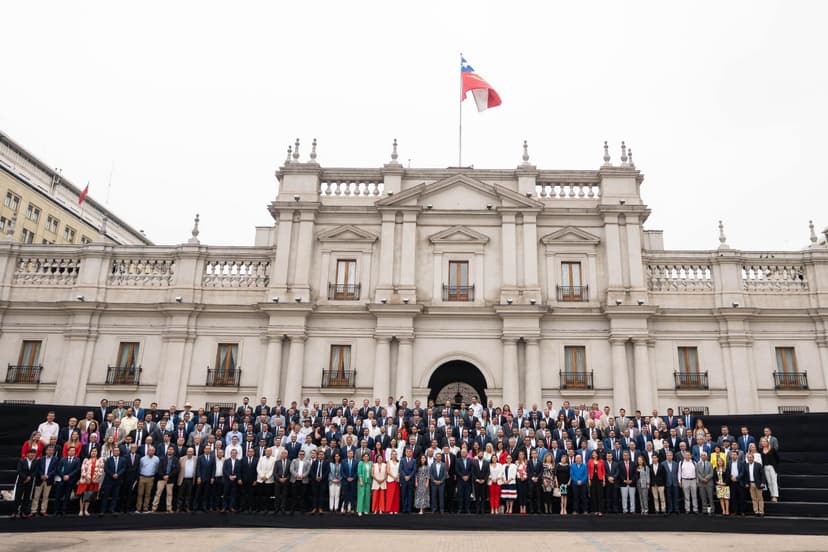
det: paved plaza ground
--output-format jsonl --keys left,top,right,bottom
{"left": 1, "top": 529, "right": 827, "bottom": 552}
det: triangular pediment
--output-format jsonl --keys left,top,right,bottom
{"left": 429, "top": 225, "right": 490, "bottom": 245}
{"left": 375, "top": 173, "right": 542, "bottom": 211}
{"left": 317, "top": 224, "right": 378, "bottom": 243}
{"left": 540, "top": 226, "right": 601, "bottom": 245}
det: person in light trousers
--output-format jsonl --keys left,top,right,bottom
{"left": 328, "top": 452, "right": 343, "bottom": 512}
{"left": 760, "top": 438, "right": 780, "bottom": 502}
{"left": 634, "top": 455, "right": 650, "bottom": 514}
{"left": 679, "top": 451, "right": 699, "bottom": 514}
{"left": 696, "top": 452, "right": 715, "bottom": 514}
{"left": 619, "top": 451, "right": 636, "bottom": 514}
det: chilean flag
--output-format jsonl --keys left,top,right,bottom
{"left": 461, "top": 56, "right": 502, "bottom": 112}
{"left": 78, "top": 183, "right": 89, "bottom": 204}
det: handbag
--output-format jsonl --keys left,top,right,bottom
{"left": 553, "top": 487, "right": 561, "bottom": 498}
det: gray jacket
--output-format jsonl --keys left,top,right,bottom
{"left": 289, "top": 458, "right": 310, "bottom": 484}
{"left": 696, "top": 458, "right": 714, "bottom": 487}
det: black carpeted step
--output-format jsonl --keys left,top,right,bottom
{"left": 779, "top": 463, "right": 828, "bottom": 475}
{"left": 780, "top": 488, "right": 828, "bottom": 502}
{"left": 780, "top": 474, "right": 828, "bottom": 487}
{"left": 779, "top": 451, "right": 828, "bottom": 464}
{"left": 764, "top": 501, "right": 828, "bottom": 517}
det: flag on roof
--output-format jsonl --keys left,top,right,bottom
{"left": 79, "top": 183, "right": 89, "bottom": 204}
{"left": 461, "top": 56, "right": 502, "bottom": 112}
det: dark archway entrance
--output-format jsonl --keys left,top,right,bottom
{"left": 427, "top": 360, "right": 487, "bottom": 408}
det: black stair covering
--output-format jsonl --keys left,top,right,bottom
{"left": 0, "top": 405, "right": 827, "bottom": 522}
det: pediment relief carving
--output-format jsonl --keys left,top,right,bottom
{"left": 540, "top": 226, "right": 601, "bottom": 245}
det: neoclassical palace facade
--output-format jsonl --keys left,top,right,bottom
{"left": 0, "top": 140, "right": 826, "bottom": 414}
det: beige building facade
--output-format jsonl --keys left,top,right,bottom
{"left": 0, "top": 138, "right": 826, "bottom": 415}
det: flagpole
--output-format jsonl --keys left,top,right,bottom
{"left": 458, "top": 53, "right": 463, "bottom": 167}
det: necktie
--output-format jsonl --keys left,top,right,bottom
{"left": 114, "top": 429, "right": 118, "bottom": 441}
{"left": 317, "top": 463, "right": 322, "bottom": 477}
{"left": 114, "top": 458, "right": 118, "bottom": 471}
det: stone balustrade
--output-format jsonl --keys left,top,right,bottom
{"left": 536, "top": 182, "right": 601, "bottom": 199}
{"left": 13, "top": 256, "right": 81, "bottom": 286}
{"left": 109, "top": 257, "right": 175, "bottom": 287}
{"left": 647, "top": 262, "right": 713, "bottom": 292}
{"left": 320, "top": 180, "right": 384, "bottom": 197}
{"left": 742, "top": 263, "right": 808, "bottom": 292}
{"left": 203, "top": 258, "right": 271, "bottom": 288}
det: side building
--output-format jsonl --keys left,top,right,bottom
{"left": 0, "top": 138, "right": 826, "bottom": 415}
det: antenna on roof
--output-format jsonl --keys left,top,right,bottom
{"left": 105, "top": 161, "right": 114, "bottom": 206}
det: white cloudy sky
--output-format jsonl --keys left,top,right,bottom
{"left": 0, "top": 1, "right": 825, "bottom": 250}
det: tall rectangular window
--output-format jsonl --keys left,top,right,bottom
{"left": 326, "top": 345, "right": 352, "bottom": 387}
{"left": 116, "top": 342, "right": 140, "bottom": 369}
{"left": 216, "top": 343, "right": 238, "bottom": 373}
{"left": 18, "top": 340, "right": 42, "bottom": 367}
{"left": 20, "top": 228, "right": 34, "bottom": 243}
{"left": 45, "top": 215, "right": 59, "bottom": 233}
{"left": 560, "top": 262, "right": 583, "bottom": 301}
{"left": 447, "top": 260, "right": 470, "bottom": 300}
{"left": 334, "top": 259, "right": 357, "bottom": 299}
{"left": 678, "top": 347, "right": 699, "bottom": 374}
{"left": 4, "top": 192, "right": 20, "bottom": 211}
{"left": 63, "top": 226, "right": 76, "bottom": 243}
{"left": 563, "top": 346, "right": 588, "bottom": 388}
{"left": 775, "top": 347, "right": 797, "bottom": 374}
{"left": 25, "top": 203, "right": 40, "bottom": 223}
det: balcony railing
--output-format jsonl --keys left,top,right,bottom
{"left": 206, "top": 368, "right": 241, "bottom": 387}
{"left": 560, "top": 370, "right": 593, "bottom": 390}
{"left": 5, "top": 364, "right": 43, "bottom": 384}
{"left": 774, "top": 371, "right": 808, "bottom": 390}
{"left": 557, "top": 285, "right": 588, "bottom": 302}
{"left": 322, "top": 370, "right": 356, "bottom": 388}
{"left": 106, "top": 366, "right": 142, "bottom": 385}
{"left": 328, "top": 283, "right": 361, "bottom": 300}
{"left": 442, "top": 284, "right": 474, "bottom": 301}
{"left": 674, "top": 371, "right": 709, "bottom": 390}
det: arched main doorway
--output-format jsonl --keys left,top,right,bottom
{"left": 427, "top": 360, "right": 487, "bottom": 408}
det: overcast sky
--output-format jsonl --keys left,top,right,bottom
{"left": 1, "top": 1, "right": 825, "bottom": 250}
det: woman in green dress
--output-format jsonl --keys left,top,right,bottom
{"left": 356, "top": 452, "right": 373, "bottom": 516}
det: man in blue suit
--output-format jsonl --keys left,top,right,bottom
{"left": 100, "top": 447, "right": 126, "bottom": 514}
{"left": 454, "top": 449, "right": 473, "bottom": 514}
{"left": 340, "top": 449, "right": 358, "bottom": 513}
{"left": 30, "top": 445, "right": 58, "bottom": 516}
{"left": 727, "top": 449, "right": 748, "bottom": 515}
{"left": 738, "top": 426, "right": 756, "bottom": 453}
{"left": 526, "top": 449, "right": 544, "bottom": 514}
{"left": 399, "top": 447, "right": 417, "bottom": 513}
{"left": 223, "top": 449, "right": 242, "bottom": 511}
{"left": 663, "top": 449, "right": 681, "bottom": 514}
{"left": 194, "top": 445, "right": 215, "bottom": 511}
{"left": 429, "top": 452, "right": 447, "bottom": 513}
{"left": 54, "top": 446, "right": 81, "bottom": 516}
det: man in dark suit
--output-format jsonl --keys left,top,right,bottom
{"left": 454, "top": 448, "right": 473, "bottom": 514}
{"left": 472, "top": 449, "right": 490, "bottom": 514}
{"left": 309, "top": 450, "right": 329, "bottom": 514}
{"left": 273, "top": 450, "right": 291, "bottom": 514}
{"left": 618, "top": 451, "right": 636, "bottom": 514}
{"left": 744, "top": 453, "right": 766, "bottom": 516}
{"left": 526, "top": 449, "right": 543, "bottom": 514}
{"left": 223, "top": 449, "right": 242, "bottom": 512}
{"left": 399, "top": 447, "right": 417, "bottom": 514}
{"left": 80, "top": 436, "right": 100, "bottom": 460}
{"left": 100, "top": 447, "right": 126, "bottom": 514}
{"left": 195, "top": 445, "right": 214, "bottom": 512}
{"left": 285, "top": 435, "right": 302, "bottom": 461}
{"left": 12, "top": 448, "right": 38, "bottom": 517}
{"left": 54, "top": 446, "right": 81, "bottom": 516}
{"left": 120, "top": 444, "right": 140, "bottom": 513}
{"left": 681, "top": 408, "right": 695, "bottom": 432}
{"left": 663, "top": 450, "right": 681, "bottom": 514}
{"left": 604, "top": 451, "right": 620, "bottom": 513}
{"left": 339, "top": 449, "right": 358, "bottom": 514}
{"left": 97, "top": 399, "right": 110, "bottom": 422}
{"left": 429, "top": 453, "right": 447, "bottom": 513}
{"left": 727, "top": 450, "right": 748, "bottom": 515}
{"left": 239, "top": 447, "right": 259, "bottom": 512}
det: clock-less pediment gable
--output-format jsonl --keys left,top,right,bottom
{"left": 429, "top": 225, "right": 490, "bottom": 245}
{"left": 540, "top": 226, "right": 601, "bottom": 245}
{"left": 317, "top": 224, "right": 378, "bottom": 243}
{"left": 375, "top": 173, "right": 541, "bottom": 211}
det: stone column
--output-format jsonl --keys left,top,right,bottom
{"left": 375, "top": 213, "right": 396, "bottom": 301}
{"left": 373, "top": 336, "right": 391, "bottom": 401}
{"left": 603, "top": 215, "right": 625, "bottom": 300}
{"left": 501, "top": 214, "right": 517, "bottom": 293}
{"left": 611, "top": 338, "right": 631, "bottom": 412}
{"left": 501, "top": 338, "right": 519, "bottom": 408}
{"left": 395, "top": 337, "right": 413, "bottom": 401}
{"left": 259, "top": 336, "right": 283, "bottom": 402}
{"left": 291, "top": 211, "right": 316, "bottom": 298}
{"left": 522, "top": 214, "right": 539, "bottom": 288}
{"left": 633, "top": 338, "right": 653, "bottom": 413}
{"left": 524, "top": 338, "right": 542, "bottom": 408}
{"left": 399, "top": 212, "right": 417, "bottom": 295}
{"left": 55, "top": 334, "right": 89, "bottom": 404}
{"left": 271, "top": 215, "right": 293, "bottom": 294}
{"left": 283, "top": 335, "right": 306, "bottom": 403}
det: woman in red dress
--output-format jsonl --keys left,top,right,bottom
{"left": 76, "top": 447, "right": 104, "bottom": 516}
{"left": 21, "top": 432, "right": 42, "bottom": 458}
{"left": 385, "top": 449, "right": 401, "bottom": 514}
{"left": 488, "top": 456, "right": 502, "bottom": 514}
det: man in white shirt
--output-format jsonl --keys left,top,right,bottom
{"left": 679, "top": 451, "right": 699, "bottom": 514}
{"left": 177, "top": 447, "right": 197, "bottom": 511}
{"left": 256, "top": 447, "right": 277, "bottom": 511}
{"left": 37, "top": 412, "right": 59, "bottom": 445}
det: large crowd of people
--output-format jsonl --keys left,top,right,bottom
{"left": 11, "top": 395, "right": 781, "bottom": 519}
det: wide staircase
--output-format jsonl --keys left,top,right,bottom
{"left": 0, "top": 405, "right": 826, "bottom": 517}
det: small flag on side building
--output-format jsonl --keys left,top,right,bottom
{"left": 79, "top": 183, "right": 89, "bottom": 204}
{"left": 461, "top": 56, "right": 502, "bottom": 112}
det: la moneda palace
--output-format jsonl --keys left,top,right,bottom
{"left": 1, "top": 135, "right": 827, "bottom": 415}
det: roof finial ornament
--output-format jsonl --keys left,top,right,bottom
{"left": 628, "top": 148, "right": 635, "bottom": 168}
{"left": 718, "top": 220, "right": 730, "bottom": 249}
{"left": 188, "top": 213, "right": 200, "bottom": 245}
{"left": 285, "top": 145, "right": 292, "bottom": 164}
{"left": 810, "top": 220, "right": 818, "bottom": 245}
{"left": 602, "top": 141, "right": 611, "bottom": 166}
{"left": 620, "top": 141, "right": 628, "bottom": 166}
{"left": 521, "top": 140, "right": 530, "bottom": 166}
{"left": 390, "top": 138, "right": 400, "bottom": 164}
{"left": 292, "top": 138, "right": 300, "bottom": 161}
{"left": 309, "top": 138, "right": 317, "bottom": 162}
